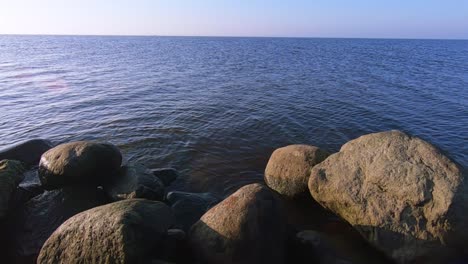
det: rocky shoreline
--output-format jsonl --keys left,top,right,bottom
{"left": 0, "top": 130, "right": 466, "bottom": 264}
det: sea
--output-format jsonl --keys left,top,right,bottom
{"left": 0, "top": 35, "right": 466, "bottom": 196}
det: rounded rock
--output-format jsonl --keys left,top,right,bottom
{"left": 189, "top": 183, "right": 287, "bottom": 264}
{"left": 265, "top": 144, "right": 329, "bottom": 198}
{"left": 38, "top": 141, "right": 122, "bottom": 189}
{"left": 37, "top": 199, "right": 175, "bottom": 264}
{"left": 0, "top": 139, "right": 53, "bottom": 167}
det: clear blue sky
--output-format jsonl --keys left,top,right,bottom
{"left": 0, "top": 0, "right": 467, "bottom": 39}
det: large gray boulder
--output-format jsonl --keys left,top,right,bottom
{"left": 0, "top": 139, "right": 53, "bottom": 167}
{"left": 37, "top": 199, "right": 175, "bottom": 264}
{"left": 38, "top": 141, "right": 122, "bottom": 189}
{"left": 103, "top": 163, "right": 165, "bottom": 201}
{"left": 6, "top": 187, "right": 109, "bottom": 262}
{"left": 0, "top": 160, "right": 25, "bottom": 218}
{"left": 308, "top": 130, "right": 467, "bottom": 263}
{"left": 265, "top": 144, "right": 329, "bottom": 198}
{"left": 189, "top": 183, "right": 287, "bottom": 264}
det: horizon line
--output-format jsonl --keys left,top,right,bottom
{"left": 0, "top": 33, "right": 467, "bottom": 41}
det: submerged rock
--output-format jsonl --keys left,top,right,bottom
{"left": 38, "top": 141, "right": 122, "bottom": 190}
{"left": 152, "top": 168, "right": 179, "bottom": 186}
{"left": 104, "top": 163, "right": 165, "bottom": 201}
{"left": 291, "top": 230, "right": 353, "bottom": 264}
{"left": 308, "top": 130, "right": 467, "bottom": 263}
{"left": 0, "top": 160, "right": 25, "bottom": 218}
{"left": 6, "top": 187, "right": 109, "bottom": 262}
{"left": 189, "top": 183, "right": 287, "bottom": 264}
{"left": 165, "top": 191, "right": 219, "bottom": 232}
{"left": 0, "top": 139, "right": 53, "bottom": 167}
{"left": 265, "top": 144, "right": 329, "bottom": 198}
{"left": 37, "top": 199, "right": 175, "bottom": 264}
{"left": 9, "top": 183, "right": 44, "bottom": 210}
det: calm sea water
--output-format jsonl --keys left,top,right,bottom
{"left": 0, "top": 36, "right": 466, "bottom": 196}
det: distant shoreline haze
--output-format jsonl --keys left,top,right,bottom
{"left": 0, "top": 34, "right": 467, "bottom": 41}
{"left": 0, "top": 0, "right": 467, "bottom": 39}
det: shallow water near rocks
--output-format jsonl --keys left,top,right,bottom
{"left": 0, "top": 36, "right": 467, "bottom": 197}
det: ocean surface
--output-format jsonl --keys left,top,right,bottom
{"left": 0, "top": 36, "right": 466, "bottom": 196}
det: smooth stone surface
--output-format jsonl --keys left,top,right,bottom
{"left": 189, "top": 183, "right": 287, "bottom": 264}
{"left": 152, "top": 168, "right": 179, "bottom": 186}
{"left": 38, "top": 141, "right": 122, "bottom": 190}
{"left": 308, "top": 130, "right": 467, "bottom": 263}
{"left": 0, "top": 160, "right": 25, "bottom": 218}
{"left": 265, "top": 144, "right": 329, "bottom": 198}
{"left": 165, "top": 191, "right": 219, "bottom": 232}
{"left": 6, "top": 187, "right": 109, "bottom": 262}
{"left": 104, "top": 163, "right": 165, "bottom": 201}
{"left": 0, "top": 139, "right": 53, "bottom": 167}
{"left": 38, "top": 199, "right": 175, "bottom": 264}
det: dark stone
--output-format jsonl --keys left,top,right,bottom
{"left": 0, "top": 160, "right": 25, "bottom": 218}
{"left": 159, "top": 229, "right": 191, "bottom": 263}
{"left": 165, "top": 191, "right": 219, "bottom": 232}
{"left": 152, "top": 168, "right": 179, "bottom": 186}
{"left": 38, "top": 141, "right": 122, "bottom": 190}
{"left": 9, "top": 183, "right": 44, "bottom": 210}
{"left": 104, "top": 163, "right": 165, "bottom": 201}
{"left": 290, "top": 230, "right": 354, "bottom": 264}
{"left": 5, "top": 187, "right": 109, "bottom": 262}
{"left": 0, "top": 139, "right": 53, "bottom": 168}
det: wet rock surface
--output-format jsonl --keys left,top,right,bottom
{"left": 165, "top": 191, "right": 219, "bottom": 232}
{"left": 0, "top": 160, "right": 25, "bottom": 218}
{"left": 0, "top": 139, "right": 53, "bottom": 167}
{"left": 104, "top": 163, "right": 165, "bottom": 201}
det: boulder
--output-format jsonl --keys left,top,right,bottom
{"left": 189, "top": 183, "right": 287, "bottom": 264}
{"left": 0, "top": 160, "right": 25, "bottom": 218}
{"left": 38, "top": 141, "right": 122, "bottom": 189}
{"left": 152, "top": 168, "right": 179, "bottom": 186}
{"left": 308, "top": 130, "right": 467, "bottom": 263}
{"left": 265, "top": 144, "right": 329, "bottom": 198}
{"left": 6, "top": 187, "right": 109, "bottom": 262}
{"left": 165, "top": 191, "right": 219, "bottom": 232}
{"left": 37, "top": 199, "right": 175, "bottom": 264}
{"left": 103, "top": 163, "right": 165, "bottom": 201}
{"left": 0, "top": 139, "right": 53, "bottom": 167}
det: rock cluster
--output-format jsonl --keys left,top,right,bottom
{"left": 0, "top": 130, "right": 465, "bottom": 264}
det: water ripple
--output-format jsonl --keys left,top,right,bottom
{"left": 0, "top": 36, "right": 467, "bottom": 196}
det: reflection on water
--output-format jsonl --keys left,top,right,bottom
{"left": 0, "top": 36, "right": 466, "bottom": 196}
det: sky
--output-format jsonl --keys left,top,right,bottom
{"left": 0, "top": 0, "right": 467, "bottom": 39}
